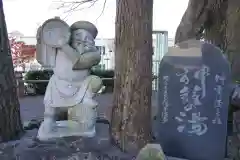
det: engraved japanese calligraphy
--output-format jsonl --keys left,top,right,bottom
{"left": 162, "top": 76, "right": 169, "bottom": 123}
{"left": 175, "top": 65, "right": 210, "bottom": 136}
{"left": 212, "top": 74, "right": 225, "bottom": 125}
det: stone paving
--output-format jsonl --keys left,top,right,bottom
{"left": 19, "top": 92, "right": 158, "bottom": 122}
{"left": 0, "top": 128, "right": 133, "bottom": 160}
{"left": 0, "top": 93, "right": 158, "bottom": 160}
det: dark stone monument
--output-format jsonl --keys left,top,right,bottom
{"left": 156, "top": 40, "right": 231, "bottom": 160}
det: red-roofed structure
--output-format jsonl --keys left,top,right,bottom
{"left": 10, "top": 38, "right": 36, "bottom": 66}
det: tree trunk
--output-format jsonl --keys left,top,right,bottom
{"left": 174, "top": 0, "right": 227, "bottom": 45}
{"left": 225, "top": 0, "right": 240, "bottom": 81}
{"left": 0, "top": 1, "right": 23, "bottom": 142}
{"left": 174, "top": 0, "right": 209, "bottom": 44}
{"left": 175, "top": 0, "right": 240, "bottom": 80}
{"left": 204, "top": 0, "right": 228, "bottom": 50}
{"left": 111, "top": 0, "right": 153, "bottom": 152}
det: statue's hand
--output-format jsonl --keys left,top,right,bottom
{"left": 83, "top": 44, "right": 98, "bottom": 53}
{"left": 60, "top": 44, "right": 82, "bottom": 61}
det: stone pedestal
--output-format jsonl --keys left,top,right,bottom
{"left": 37, "top": 120, "right": 96, "bottom": 141}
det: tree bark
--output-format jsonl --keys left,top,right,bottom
{"left": 175, "top": 0, "right": 209, "bottom": 44}
{"left": 203, "top": 0, "right": 228, "bottom": 50}
{"left": 225, "top": 0, "right": 240, "bottom": 81}
{"left": 0, "top": 1, "right": 23, "bottom": 142}
{"left": 111, "top": 0, "right": 153, "bottom": 152}
{"left": 174, "top": 0, "right": 227, "bottom": 45}
{"left": 175, "top": 0, "right": 240, "bottom": 80}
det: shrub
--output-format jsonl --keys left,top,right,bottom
{"left": 24, "top": 70, "right": 53, "bottom": 95}
{"left": 91, "top": 69, "right": 114, "bottom": 78}
{"left": 24, "top": 69, "right": 114, "bottom": 94}
{"left": 91, "top": 69, "right": 114, "bottom": 93}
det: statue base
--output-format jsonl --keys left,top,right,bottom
{"left": 37, "top": 120, "right": 96, "bottom": 141}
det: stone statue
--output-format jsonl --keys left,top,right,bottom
{"left": 36, "top": 17, "right": 102, "bottom": 141}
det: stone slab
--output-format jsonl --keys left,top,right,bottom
{"left": 157, "top": 42, "right": 231, "bottom": 160}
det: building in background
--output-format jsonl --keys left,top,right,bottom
{"left": 94, "top": 38, "right": 114, "bottom": 70}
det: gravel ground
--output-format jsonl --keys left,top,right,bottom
{"left": 0, "top": 92, "right": 232, "bottom": 160}
{"left": 0, "top": 93, "right": 133, "bottom": 160}
{"left": 0, "top": 92, "right": 159, "bottom": 160}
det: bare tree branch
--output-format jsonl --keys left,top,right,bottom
{"left": 96, "top": 0, "right": 106, "bottom": 20}
{"left": 54, "top": 0, "right": 97, "bottom": 13}
{"left": 52, "top": 0, "right": 106, "bottom": 20}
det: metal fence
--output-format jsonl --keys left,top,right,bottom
{"left": 92, "top": 58, "right": 114, "bottom": 70}
{"left": 152, "top": 31, "right": 168, "bottom": 90}
{"left": 152, "top": 60, "right": 161, "bottom": 90}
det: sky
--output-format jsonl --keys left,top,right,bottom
{"left": 3, "top": 0, "right": 189, "bottom": 39}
